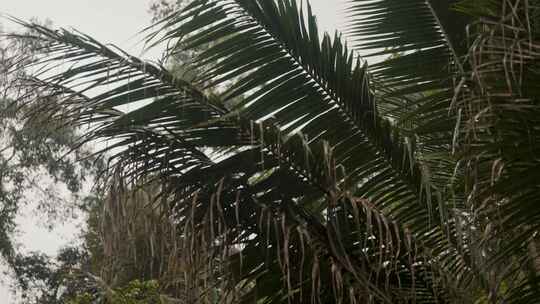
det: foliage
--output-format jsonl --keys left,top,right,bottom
{"left": 9, "top": 244, "right": 164, "bottom": 304}
{"left": 149, "top": 0, "right": 184, "bottom": 23}
{"left": 148, "top": 0, "right": 206, "bottom": 84}
{"left": 451, "top": 1, "right": 540, "bottom": 302}
{"left": 67, "top": 280, "right": 162, "bottom": 304}
{"left": 9, "top": 247, "right": 90, "bottom": 304}
{"left": 87, "top": 181, "right": 210, "bottom": 300}
{"left": 7, "top": 0, "right": 540, "bottom": 303}
{"left": 0, "top": 20, "right": 103, "bottom": 302}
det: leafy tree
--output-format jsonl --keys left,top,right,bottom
{"left": 0, "top": 21, "right": 102, "bottom": 301}
{"left": 8, "top": 0, "right": 540, "bottom": 303}
{"left": 12, "top": 249, "right": 165, "bottom": 304}
{"left": 9, "top": 244, "right": 168, "bottom": 304}
{"left": 8, "top": 247, "right": 93, "bottom": 303}
{"left": 149, "top": 0, "right": 184, "bottom": 23}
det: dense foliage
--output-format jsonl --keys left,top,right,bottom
{"left": 0, "top": 21, "right": 99, "bottom": 277}
{"left": 67, "top": 280, "right": 162, "bottom": 304}
{"left": 6, "top": 0, "right": 540, "bottom": 303}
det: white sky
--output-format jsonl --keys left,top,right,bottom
{"left": 0, "top": 0, "right": 345, "bottom": 302}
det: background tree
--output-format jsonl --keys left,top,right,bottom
{"left": 10, "top": 247, "right": 92, "bottom": 303}
{"left": 148, "top": 0, "right": 205, "bottom": 84}
{"left": 0, "top": 21, "right": 102, "bottom": 301}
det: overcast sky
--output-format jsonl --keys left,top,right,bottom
{"left": 0, "top": 0, "right": 345, "bottom": 302}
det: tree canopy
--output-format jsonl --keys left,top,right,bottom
{"left": 5, "top": 0, "right": 540, "bottom": 303}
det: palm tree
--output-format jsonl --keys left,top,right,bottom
{"left": 8, "top": 0, "right": 540, "bottom": 303}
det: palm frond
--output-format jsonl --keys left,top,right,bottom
{"left": 345, "top": 0, "right": 469, "bottom": 191}
{"left": 346, "top": 0, "right": 468, "bottom": 84}
{"left": 146, "top": 0, "right": 462, "bottom": 251}
{"left": 452, "top": 0, "right": 540, "bottom": 302}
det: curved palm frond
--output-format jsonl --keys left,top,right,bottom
{"left": 345, "top": 0, "right": 470, "bottom": 199}
{"left": 344, "top": 2, "right": 486, "bottom": 291}
{"left": 148, "top": 0, "right": 452, "bottom": 236}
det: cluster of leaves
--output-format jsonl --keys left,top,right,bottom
{"left": 149, "top": 0, "right": 184, "bottom": 23}
{"left": 67, "top": 280, "right": 162, "bottom": 304}
{"left": 9, "top": 241, "right": 164, "bottom": 304}
{"left": 9, "top": 247, "right": 91, "bottom": 304}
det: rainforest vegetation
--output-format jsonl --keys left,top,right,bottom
{"left": 2, "top": 0, "right": 540, "bottom": 303}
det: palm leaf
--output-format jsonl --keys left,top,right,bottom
{"left": 146, "top": 0, "right": 479, "bottom": 296}
{"left": 451, "top": 1, "right": 540, "bottom": 302}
